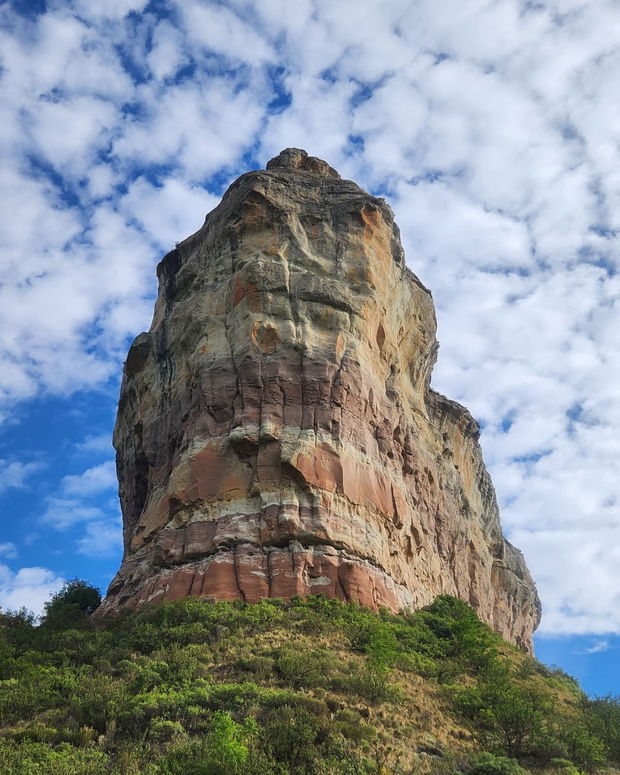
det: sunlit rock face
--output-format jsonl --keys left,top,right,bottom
{"left": 99, "top": 148, "right": 541, "bottom": 652}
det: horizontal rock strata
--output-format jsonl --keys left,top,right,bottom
{"left": 99, "top": 148, "right": 541, "bottom": 652}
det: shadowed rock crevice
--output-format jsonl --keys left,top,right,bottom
{"left": 98, "top": 148, "right": 541, "bottom": 652}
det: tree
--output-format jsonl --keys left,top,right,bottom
{"left": 162, "top": 711, "right": 256, "bottom": 775}
{"left": 40, "top": 579, "right": 101, "bottom": 628}
{"left": 583, "top": 695, "right": 620, "bottom": 764}
{"left": 457, "top": 662, "right": 554, "bottom": 758}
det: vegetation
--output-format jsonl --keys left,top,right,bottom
{"left": 39, "top": 579, "right": 102, "bottom": 629}
{"left": 0, "top": 590, "right": 618, "bottom": 774}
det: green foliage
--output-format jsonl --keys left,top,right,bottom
{"left": 147, "top": 719, "right": 185, "bottom": 742}
{"left": 456, "top": 660, "right": 555, "bottom": 758}
{"left": 558, "top": 719, "right": 606, "bottom": 771}
{"left": 276, "top": 646, "right": 335, "bottom": 688}
{"left": 364, "top": 622, "right": 400, "bottom": 667}
{"left": 547, "top": 758, "right": 580, "bottom": 774}
{"left": 0, "top": 740, "right": 109, "bottom": 775}
{"left": 465, "top": 752, "right": 529, "bottom": 775}
{"left": 538, "top": 664, "right": 583, "bottom": 695}
{"left": 0, "top": 607, "right": 36, "bottom": 629}
{"left": 582, "top": 694, "right": 620, "bottom": 761}
{"left": 347, "top": 662, "right": 400, "bottom": 704}
{"left": 161, "top": 711, "right": 255, "bottom": 775}
{"left": 40, "top": 579, "right": 101, "bottom": 629}
{"left": 0, "top": 590, "right": 618, "bottom": 774}
{"left": 261, "top": 703, "right": 324, "bottom": 770}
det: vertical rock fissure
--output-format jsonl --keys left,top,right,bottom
{"left": 232, "top": 544, "right": 247, "bottom": 603}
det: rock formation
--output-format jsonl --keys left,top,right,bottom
{"left": 99, "top": 148, "right": 541, "bottom": 651}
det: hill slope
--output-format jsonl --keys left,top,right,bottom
{"left": 0, "top": 595, "right": 618, "bottom": 774}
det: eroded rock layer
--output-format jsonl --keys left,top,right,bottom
{"left": 99, "top": 148, "right": 541, "bottom": 651}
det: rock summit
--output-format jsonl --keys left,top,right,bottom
{"left": 99, "top": 148, "right": 541, "bottom": 651}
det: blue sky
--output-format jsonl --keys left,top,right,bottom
{"left": 1, "top": 0, "right": 619, "bottom": 697}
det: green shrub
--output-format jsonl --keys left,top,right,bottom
{"left": 456, "top": 661, "right": 555, "bottom": 758}
{"left": 364, "top": 624, "right": 400, "bottom": 668}
{"left": 347, "top": 663, "right": 400, "bottom": 704}
{"left": 559, "top": 720, "right": 606, "bottom": 771}
{"left": 147, "top": 719, "right": 185, "bottom": 742}
{"left": 276, "top": 647, "right": 335, "bottom": 689}
{"left": 161, "top": 711, "right": 255, "bottom": 775}
{"left": 465, "top": 752, "right": 529, "bottom": 775}
{"left": 395, "top": 649, "right": 438, "bottom": 677}
{"left": 261, "top": 704, "right": 326, "bottom": 771}
{"left": 583, "top": 694, "right": 620, "bottom": 763}
{"left": 5, "top": 725, "right": 58, "bottom": 744}
{"left": 40, "top": 580, "right": 101, "bottom": 629}
{"left": 547, "top": 758, "right": 580, "bottom": 774}
{"left": 0, "top": 740, "right": 109, "bottom": 775}
{"left": 0, "top": 592, "right": 616, "bottom": 774}
{"left": 235, "top": 653, "right": 275, "bottom": 678}
{"left": 334, "top": 709, "right": 376, "bottom": 743}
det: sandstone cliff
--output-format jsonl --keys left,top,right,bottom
{"left": 99, "top": 148, "right": 541, "bottom": 651}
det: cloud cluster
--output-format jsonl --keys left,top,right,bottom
{"left": 0, "top": 460, "right": 42, "bottom": 493}
{"left": 0, "top": 565, "right": 64, "bottom": 616}
{"left": 1, "top": 0, "right": 618, "bottom": 636}
{"left": 0, "top": 543, "right": 17, "bottom": 560}
{"left": 41, "top": 459, "right": 121, "bottom": 558}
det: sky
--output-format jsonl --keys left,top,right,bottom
{"left": 0, "top": 0, "right": 619, "bottom": 696}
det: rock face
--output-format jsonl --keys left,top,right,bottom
{"left": 99, "top": 148, "right": 541, "bottom": 651}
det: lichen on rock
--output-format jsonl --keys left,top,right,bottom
{"left": 99, "top": 148, "right": 541, "bottom": 652}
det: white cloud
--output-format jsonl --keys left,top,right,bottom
{"left": 512, "top": 527, "right": 620, "bottom": 636}
{"left": 0, "top": 460, "right": 41, "bottom": 493}
{"left": 61, "top": 461, "right": 117, "bottom": 497}
{"left": 77, "top": 519, "right": 122, "bottom": 558}
{"left": 260, "top": 73, "right": 357, "bottom": 166}
{"left": 41, "top": 498, "right": 106, "bottom": 531}
{"left": 67, "top": 0, "right": 150, "bottom": 21}
{"left": 87, "top": 165, "right": 118, "bottom": 200}
{"left": 121, "top": 177, "right": 219, "bottom": 249}
{"left": 176, "top": 1, "right": 274, "bottom": 66}
{"left": 39, "top": 461, "right": 120, "bottom": 563}
{"left": 75, "top": 434, "right": 114, "bottom": 455}
{"left": 147, "top": 19, "right": 189, "bottom": 81}
{"left": 113, "top": 76, "right": 268, "bottom": 182}
{"left": 0, "top": 564, "right": 64, "bottom": 617}
{"left": 26, "top": 96, "right": 118, "bottom": 177}
{"left": 0, "top": 0, "right": 619, "bottom": 639}
{"left": 582, "top": 640, "right": 610, "bottom": 655}
{"left": 0, "top": 543, "right": 17, "bottom": 560}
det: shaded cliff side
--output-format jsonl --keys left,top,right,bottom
{"left": 99, "top": 148, "right": 541, "bottom": 651}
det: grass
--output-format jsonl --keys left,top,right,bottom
{"left": 0, "top": 593, "right": 618, "bottom": 774}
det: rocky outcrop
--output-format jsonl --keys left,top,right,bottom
{"left": 99, "top": 148, "right": 541, "bottom": 651}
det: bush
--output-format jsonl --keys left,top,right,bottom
{"left": 547, "top": 758, "right": 580, "bottom": 774}
{"left": 0, "top": 740, "right": 109, "bottom": 775}
{"left": 560, "top": 720, "right": 606, "bottom": 771}
{"left": 583, "top": 694, "right": 620, "bottom": 764}
{"left": 276, "top": 647, "right": 335, "bottom": 689}
{"left": 235, "top": 653, "right": 275, "bottom": 679}
{"left": 161, "top": 712, "right": 255, "bottom": 775}
{"left": 0, "top": 592, "right": 616, "bottom": 774}
{"left": 456, "top": 661, "right": 554, "bottom": 758}
{"left": 147, "top": 719, "right": 185, "bottom": 742}
{"left": 261, "top": 704, "right": 326, "bottom": 771}
{"left": 40, "top": 580, "right": 101, "bottom": 629}
{"left": 347, "top": 663, "right": 400, "bottom": 704}
{"left": 465, "top": 752, "right": 529, "bottom": 775}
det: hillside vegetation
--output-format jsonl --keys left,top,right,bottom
{"left": 1, "top": 588, "right": 619, "bottom": 775}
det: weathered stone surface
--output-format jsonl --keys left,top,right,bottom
{"left": 99, "top": 148, "right": 541, "bottom": 651}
